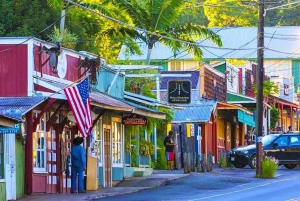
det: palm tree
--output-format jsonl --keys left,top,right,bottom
{"left": 86, "top": 0, "right": 222, "bottom": 64}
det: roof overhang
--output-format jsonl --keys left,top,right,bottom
{"left": 171, "top": 102, "right": 217, "bottom": 123}
{"left": 33, "top": 76, "right": 166, "bottom": 119}
{"left": 0, "top": 115, "right": 19, "bottom": 127}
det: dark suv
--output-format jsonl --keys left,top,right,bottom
{"left": 228, "top": 133, "right": 300, "bottom": 169}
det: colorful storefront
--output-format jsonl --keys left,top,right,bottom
{"left": 0, "top": 37, "right": 165, "bottom": 197}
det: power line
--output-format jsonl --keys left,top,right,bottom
{"left": 65, "top": 0, "right": 260, "bottom": 52}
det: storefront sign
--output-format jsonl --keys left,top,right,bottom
{"left": 0, "top": 123, "right": 21, "bottom": 134}
{"left": 122, "top": 114, "right": 147, "bottom": 125}
{"left": 168, "top": 80, "right": 191, "bottom": 104}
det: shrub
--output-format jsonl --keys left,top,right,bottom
{"left": 259, "top": 156, "right": 279, "bottom": 179}
{"left": 219, "top": 157, "right": 227, "bottom": 168}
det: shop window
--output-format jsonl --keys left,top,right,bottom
{"left": 0, "top": 135, "right": 3, "bottom": 179}
{"left": 33, "top": 111, "right": 47, "bottom": 172}
{"left": 94, "top": 121, "right": 103, "bottom": 165}
{"left": 112, "top": 119, "right": 122, "bottom": 165}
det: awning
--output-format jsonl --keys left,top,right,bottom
{"left": 34, "top": 76, "right": 166, "bottom": 119}
{"left": 238, "top": 109, "right": 255, "bottom": 127}
{"left": 90, "top": 91, "right": 133, "bottom": 112}
{"left": 0, "top": 96, "right": 47, "bottom": 115}
{"left": 171, "top": 101, "right": 217, "bottom": 123}
{"left": 123, "top": 100, "right": 166, "bottom": 119}
{"left": 0, "top": 96, "right": 46, "bottom": 128}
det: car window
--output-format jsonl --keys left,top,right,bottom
{"left": 262, "top": 135, "right": 279, "bottom": 145}
{"left": 275, "top": 136, "right": 288, "bottom": 146}
{"left": 290, "top": 136, "right": 300, "bottom": 145}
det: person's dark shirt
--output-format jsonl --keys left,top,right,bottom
{"left": 164, "top": 135, "right": 174, "bottom": 152}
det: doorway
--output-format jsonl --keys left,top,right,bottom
{"left": 103, "top": 125, "right": 111, "bottom": 187}
{"left": 5, "top": 134, "right": 16, "bottom": 200}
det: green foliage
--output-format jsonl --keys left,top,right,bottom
{"left": 203, "top": 0, "right": 257, "bottom": 27}
{"left": 97, "top": 0, "right": 222, "bottom": 64}
{"left": 253, "top": 80, "right": 279, "bottom": 98}
{"left": 152, "top": 137, "right": 168, "bottom": 170}
{"left": 139, "top": 139, "right": 154, "bottom": 156}
{"left": 48, "top": 26, "right": 78, "bottom": 49}
{"left": 258, "top": 156, "right": 278, "bottom": 179}
{"left": 219, "top": 157, "right": 227, "bottom": 168}
{"left": 0, "top": 0, "right": 60, "bottom": 38}
{"left": 270, "top": 106, "right": 280, "bottom": 129}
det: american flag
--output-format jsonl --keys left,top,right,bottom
{"left": 64, "top": 77, "right": 92, "bottom": 137}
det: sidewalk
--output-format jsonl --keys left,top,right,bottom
{"left": 17, "top": 169, "right": 189, "bottom": 201}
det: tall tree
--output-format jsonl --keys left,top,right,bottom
{"left": 86, "top": 0, "right": 222, "bottom": 64}
{"left": 0, "top": 0, "right": 60, "bottom": 38}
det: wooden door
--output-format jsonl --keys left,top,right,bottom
{"left": 103, "top": 126, "right": 111, "bottom": 187}
{"left": 62, "top": 129, "right": 72, "bottom": 193}
{"left": 46, "top": 130, "right": 57, "bottom": 193}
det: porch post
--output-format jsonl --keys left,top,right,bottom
{"left": 25, "top": 111, "right": 33, "bottom": 195}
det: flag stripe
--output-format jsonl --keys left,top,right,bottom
{"left": 63, "top": 77, "right": 92, "bottom": 137}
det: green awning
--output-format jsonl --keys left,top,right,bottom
{"left": 238, "top": 109, "right": 255, "bottom": 127}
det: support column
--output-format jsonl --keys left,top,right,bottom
{"left": 25, "top": 111, "right": 33, "bottom": 195}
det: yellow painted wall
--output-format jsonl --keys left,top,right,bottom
{"left": 186, "top": 124, "right": 191, "bottom": 137}
{"left": 167, "top": 124, "right": 172, "bottom": 136}
{"left": 217, "top": 119, "right": 225, "bottom": 138}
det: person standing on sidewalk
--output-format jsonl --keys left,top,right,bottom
{"left": 71, "top": 136, "right": 87, "bottom": 193}
{"left": 164, "top": 131, "right": 177, "bottom": 170}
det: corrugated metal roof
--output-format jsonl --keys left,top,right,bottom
{"left": 0, "top": 96, "right": 46, "bottom": 116}
{"left": 160, "top": 71, "right": 199, "bottom": 89}
{"left": 172, "top": 101, "right": 217, "bottom": 123}
{"left": 90, "top": 91, "right": 133, "bottom": 111}
{"left": 118, "top": 26, "right": 300, "bottom": 60}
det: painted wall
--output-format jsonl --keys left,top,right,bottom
{"left": 15, "top": 137, "right": 25, "bottom": 198}
{"left": 0, "top": 182, "right": 5, "bottom": 201}
{"left": 112, "top": 168, "right": 123, "bottom": 181}
{"left": 0, "top": 44, "right": 28, "bottom": 97}
{"left": 95, "top": 67, "right": 125, "bottom": 99}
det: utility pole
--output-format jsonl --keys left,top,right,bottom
{"left": 256, "top": 0, "right": 265, "bottom": 177}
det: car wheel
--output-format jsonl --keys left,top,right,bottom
{"left": 284, "top": 164, "right": 297, "bottom": 169}
{"left": 249, "top": 154, "right": 256, "bottom": 169}
{"left": 233, "top": 164, "right": 246, "bottom": 168}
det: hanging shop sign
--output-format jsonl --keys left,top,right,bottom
{"left": 122, "top": 114, "right": 148, "bottom": 125}
{"left": 168, "top": 80, "right": 191, "bottom": 104}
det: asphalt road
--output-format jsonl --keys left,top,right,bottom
{"left": 92, "top": 166, "right": 300, "bottom": 201}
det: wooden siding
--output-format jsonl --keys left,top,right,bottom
{"left": 0, "top": 45, "right": 28, "bottom": 96}
{"left": 33, "top": 45, "right": 84, "bottom": 82}
{"left": 95, "top": 68, "right": 124, "bottom": 99}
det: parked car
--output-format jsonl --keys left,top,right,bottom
{"left": 228, "top": 133, "right": 300, "bottom": 169}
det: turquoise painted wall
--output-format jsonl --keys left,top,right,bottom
{"left": 292, "top": 60, "right": 300, "bottom": 92}
{"left": 0, "top": 182, "right": 5, "bottom": 201}
{"left": 94, "top": 67, "right": 124, "bottom": 99}
{"left": 15, "top": 136, "right": 24, "bottom": 199}
{"left": 112, "top": 168, "right": 123, "bottom": 181}
{"left": 98, "top": 167, "right": 103, "bottom": 186}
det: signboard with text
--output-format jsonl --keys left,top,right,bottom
{"left": 122, "top": 114, "right": 148, "bottom": 125}
{"left": 168, "top": 80, "right": 191, "bottom": 104}
{"left": 0, "top": 123, "right": 21, "bottom": 134}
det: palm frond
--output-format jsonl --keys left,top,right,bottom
{"left": 80, "top": 2, "right": 115, "bottom": 17}
{"left": 150, "top": 0, "right": 185, "bottom": 30}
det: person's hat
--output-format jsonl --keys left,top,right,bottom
{"left": 73, "top": 136, "right": 83, "bottom": 145}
